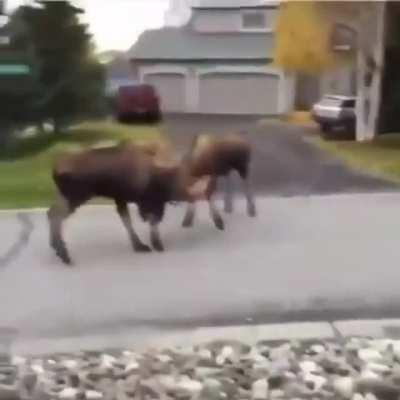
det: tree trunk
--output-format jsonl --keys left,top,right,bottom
{"left": 356, "top": 2, "right": 386, "bottom": 142}
{"left": 53, "top": 118, "right": 60, "bottom": 134}
{"left": 0, "top": 122, "right": 13, "bottom": 151}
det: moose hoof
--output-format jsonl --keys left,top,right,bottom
{"left": 55, "top": 245, "right": 73, "bottom": 266}
{"left": 248, "top": 204, "right": 257, "bottom": 218}
{"left": 135, "top": 243, "right": 152, "bottom": 253}
{"left": 51, "top": 237, "right": 72, "bottom": 266}
{"left": 213, "top": 216, "right": 225, "bottom": 231}
{"left": 152, "top": 241, "right": 165, "bottom": 252}
{"left": 182, "top": 217, "right": 194, "bottom": 228}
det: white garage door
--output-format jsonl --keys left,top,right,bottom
{"left": 199, "top": 73, "right": 280, "bottom": 115}
{"left": 144, "top": 73, "right": 186, "bottom": 113}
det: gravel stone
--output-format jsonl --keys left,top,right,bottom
{"left": 366, "top": 362, "right": 391, "bottom": 374}
{"left": 333, "top": 376, "right": 355, "bottom": 399}
{"left": 96, "top": 378, "right": 115, "bottom": 400}
{"left": 200, "top": 378, "right": 223, "bottom": 400}
{"left": 358, "top": 349, "right": 383, "bottom": 363}
{"left": 251, "top": 378, "right": 268, "bottom": 399}
{"left": 300, "top": 360, "right": 319, "bottom": 374}
{"left": 195, "top": 367, "right": 220, "bottom": 379}
{"left": 270, "top": 388, "right": 285, "bottom": 399}
{"left": 7, "top": 336, "right": 400, "bottom": 400}
{"left": 270, "top": 344, "right": 292, "bottom": 361}
{"left": 311, "top": 345, "right": 326, "bottom": 355}
{"left": 62, "top": 360, "right": 79, "bottom": 371}
{"left": 58, "top": 387, "right": 80, "bottom": 399}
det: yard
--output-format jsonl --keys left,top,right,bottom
{"left": 312, "top": 134, "right": 400, "bottom": 183}
{"left": 0, "top": 121, "right": 163, "bottom": 209}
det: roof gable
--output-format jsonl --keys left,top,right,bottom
{"left": 192, "top": 0, "right": 279, "bottom": 9}
{"left": 128, "top": 27, "right": 274, "bottom": 62}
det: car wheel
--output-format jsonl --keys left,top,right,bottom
{"left": 118, "top": 114, "right": 133, "bottom": 124}
{"left": 147, "top": 111, "right": 161, "bottom": 123}
{"left": 345, "top": 121, "right": 355, "bottom": 132}
{"left": 320, "top": 123, "right": 330, "bottom": 133}
{"left": 343, "top": 122, "right": 356, "bottom": 140}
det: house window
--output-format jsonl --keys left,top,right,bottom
{"left": 330, "top": 23, "right": 357, "bottom": 53}
{"left": 242, "top": 11, "right": 267, "bottom": 30}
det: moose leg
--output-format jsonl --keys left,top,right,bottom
{"left": 210, "top": 195, "right": 224, "bottom": 231}
{"left": 149, "top": 218, "right": 164, "bottom": 252}
{"left": 208, "top": 177, "right": 224, "bottom": 231}
{"left": 239, "top": 169, "right": 256, "bottom": 218}
{"left": 223, "top": 173, "right": 234, "bottom": 214}
{"left": 182, "top": 201, "right": 196, "bottom": 228}
{"left": 115, "top": 201, "right": 151, "bottom": 253}
{"left": 47, "top": 196, "right": 76, "bottom": 265}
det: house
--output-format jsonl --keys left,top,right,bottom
{"left": 128, "top": 0, "right": 295, "bottom": 116}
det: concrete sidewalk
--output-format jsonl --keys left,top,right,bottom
{"left": 1, "top": 193, "right": 400, "bottom": 353}
{"left": 8, "top": 319, "right": 400, "bottom": 356}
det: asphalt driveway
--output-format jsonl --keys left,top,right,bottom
{"left": 163, "top": 115, "right": 396, "bottom": 196}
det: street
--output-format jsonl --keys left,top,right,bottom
{"left": 1, "top": 192, "right": 400, "bottom": 352}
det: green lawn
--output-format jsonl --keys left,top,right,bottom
{"left": 0, "top": 121, "right": 163, "bottom": 209}
{"left": 312, "top": 134, "right": 400, "bottom": 183}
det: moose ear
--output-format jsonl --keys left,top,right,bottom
{"left": 188, "top": 176, "right": 211, "bottom": 200}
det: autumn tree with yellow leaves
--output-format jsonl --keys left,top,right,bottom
{"left": 274, "top": 1, "right": 337, "bottom": 74}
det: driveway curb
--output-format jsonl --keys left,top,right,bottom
{"left": 12, "top": 321, "right": 334, "bottom": 356}
{"left": 12, "top": 319, "right": 400, "bottom": 356}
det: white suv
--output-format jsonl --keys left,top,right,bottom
{"left": 311, "top": 94, "right": 356, "bottom": 133}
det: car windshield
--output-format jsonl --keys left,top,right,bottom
{"left": 320, "top": 96, "right": 345, "bottom": 107}
{"left": 1, "top": 1, "right": 399, "bottom": 396}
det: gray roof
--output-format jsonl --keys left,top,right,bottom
{"left": 192, "top": 0, "right": 279, "bottom": 9}
{"left": 128, "top": 27, "right": 274, "bottom": 61}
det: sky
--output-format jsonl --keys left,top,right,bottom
{"left": 7, "top": 0, "right": 169, "bottom": 52}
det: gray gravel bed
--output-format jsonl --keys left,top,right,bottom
{"left": 3, "top": 337, "right": 400, "bottom": 399}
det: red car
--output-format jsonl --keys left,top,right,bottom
{"left": 116, "top": 84, "right": 161, "bottom": 123}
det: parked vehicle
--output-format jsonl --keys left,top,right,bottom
{"left": 116, "top": 84, "right": 161, "bottom": 123}
{"left": 311, "top": 94, "right": 356, "bottom": 135}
